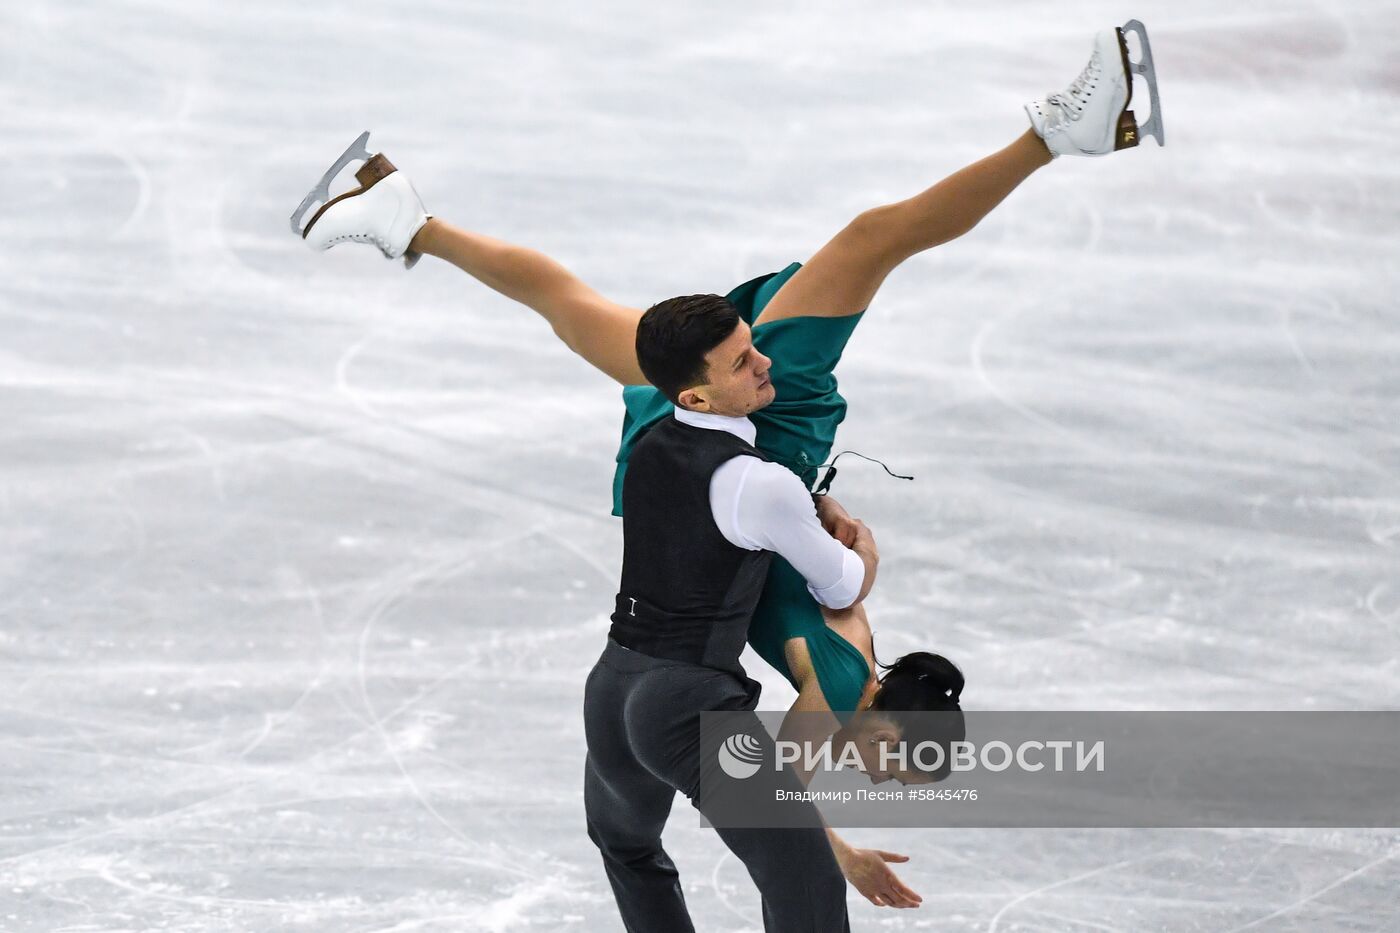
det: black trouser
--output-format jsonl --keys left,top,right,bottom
{"left": 583, "top": 637, "right": 850, "bottom": 932}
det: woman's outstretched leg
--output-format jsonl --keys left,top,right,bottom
{"left": 757, "top": 22, "right": 1165, "bottom": 327}
{"left": 293, "top": 143, "right": 644, "bottom": 383}
{"left": 755, "top": 130, "right": 1052, "bottom": 326}
{"left": 410, "top": 219, "right": 647, "bottom": 385}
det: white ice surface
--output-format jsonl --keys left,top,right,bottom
{"left": 2, "top": 0, "right": 1398, "bottom": 930}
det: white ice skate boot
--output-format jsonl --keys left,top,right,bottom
{"left": 1025, "top": 20, "right": 1165, "bottom": 158}
{"left": 290, "top": 131, "right": 431, "bottom": 269}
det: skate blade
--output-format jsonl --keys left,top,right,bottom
{"left": 1119, "top": 19, "right": 1165, "bottom": 146}
{"left": 289, "top": 130, "right": 374, "bottom": 236}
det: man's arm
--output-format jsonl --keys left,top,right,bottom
{"left": 716, "top": 458, "right": 877, "bottom": 609}
{"left": 814, "top": 494, "right": 879, "bottom": 605}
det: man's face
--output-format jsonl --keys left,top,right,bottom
{"left": 677, "top": 322, "right": 775, "bottom": 417}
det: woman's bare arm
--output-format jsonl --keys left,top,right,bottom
{"left": 778, "top": 669, "right": 920, "bottom": 908}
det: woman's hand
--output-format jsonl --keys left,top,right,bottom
{"left": 813, "top": 494, "right": 860, "bottom": 548}
{"left": 834, "top": 843, "right": 923, "bottom": 908}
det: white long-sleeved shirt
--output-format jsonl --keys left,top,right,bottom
{"left": 674, "top": 407, "right": 865, "bottom": 610}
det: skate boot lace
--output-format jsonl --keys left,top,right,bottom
{"left": 329, "top": 233, "right": 391, "bottom": 252}
{"left": 1047, "top": 50, "right": 1101, "bottom": 121}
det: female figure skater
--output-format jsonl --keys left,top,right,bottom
{"left": 291, "top": 21, "right": 1163, "bottom": 910}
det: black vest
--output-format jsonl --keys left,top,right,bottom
{"left": 609, "top": 415, "right": 774, "bottom": 674}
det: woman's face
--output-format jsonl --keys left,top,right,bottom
{"left": 843, "top": 716, "right": 938, "bottom": 786}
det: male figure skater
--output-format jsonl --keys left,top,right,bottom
{"left": 579, "top": 300, "right": 879, "bottom": 929}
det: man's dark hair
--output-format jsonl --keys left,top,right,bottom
{"left": 635, "top": 294, "right": 741, "bottom": 405}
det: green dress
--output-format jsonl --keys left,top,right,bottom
{"left": 610, "top": 262, "right": 871, "bottom": 722}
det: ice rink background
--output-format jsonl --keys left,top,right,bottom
{"left": 2, "top": 0, "right": 1398, "bottom": 929}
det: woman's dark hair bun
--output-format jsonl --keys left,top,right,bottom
{"left": 873, "top": 651, "right": 964, "bottom": 711}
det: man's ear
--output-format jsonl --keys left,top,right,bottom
{"left": 677, "top": 388, "right": 709, "bottom": 412}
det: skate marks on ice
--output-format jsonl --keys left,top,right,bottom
{"left": 2, "top": 351, "right": 617, "bottom": 928}
{"left": 704, "top": 829, "right": 1400, "bottom": 931}
{"left": 986, "top": 847, "right": 1182, "bottom": 933}
{"left": 949, "top": 833, "right": 1400, "bottom": 932}
{"left": 0, "top": 144, "right": 152, "bottom": 245}
{"left": 0, "top": 545, "right": 611, "bottom": 927}
{"left": 1219, "top": 845, "right": 1400, "bottom": 932}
